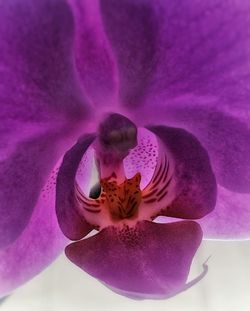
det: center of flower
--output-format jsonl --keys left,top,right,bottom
{"left": 100, "top": 173, "right": 142, "bottom": 220}
{"left": 74, "top": 113, "right": 174, "bottom": 229}
{"left": 94, "top": 113, "right": 137, "bottom": 184}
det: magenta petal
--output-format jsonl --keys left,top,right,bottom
{"left": 1, "top": 0, "right": 90, "bottom": 119}
{"left": 100, "top": 0, "right": 157, "bottom": 106}
{"left": 0, "top": 135, "right": 62, "bottom": 248}
{"left": 100, "top": 1, "right": 250, "bottom": 111}
{"left": 0, "top": 0, "right": 91, "bottom": 248}
{"left": 68, "top": 0, "right": 118, "bottom": 106}
{"left": 148, "top": 126, "right": 217, "bottom": 219}
{"left": 0, "top": 167, "right": 67, "bottom": 297}
{"left": 142, "top": 106, "right": 250, "bottom": 194}
{"left": 168, "top": 107, "right": 250, "bottom": 193}
{"left": 198, "top": 185, "right": 250, "bottom": 240}
{"left": 56, "top": 134, "right": 96, "bottom": 240}
{"left": 66, "top": 221, "right": 203, "bottom": 299}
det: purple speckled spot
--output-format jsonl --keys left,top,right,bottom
{"left": 124, "top": 128, "right": 158, "bottom": 189}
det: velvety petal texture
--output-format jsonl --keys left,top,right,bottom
{"left": 56, "top": 134, "right": 96, "bottom": 240}
{"left": 99, "top": 0, "right": 157, "bottom": 106}
{"left": 0, "top": 167, "right": 67, "bottom": 297}
{"left": 99, "top": 0, "right": 250, "bottom": 113}
{"left": 147, "top": 126, "right": 217, "bottom": 219}
{"left": 141, "top": 105, "right": 250, "bottom": 195}
{"left": 0, "top": 0, "right": 91, "bottom": 248}
{"left": 199, "top": 185, "right": 250, "bottom": 240}
{"left": 66, "top": 221, "right": 203, "bottom": 299}
{"left": 68, "top": 0, "right": 119, "bottom": 107}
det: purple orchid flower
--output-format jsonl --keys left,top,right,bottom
{"left": 1, "top": 0, "right": 250, "bottom": 300}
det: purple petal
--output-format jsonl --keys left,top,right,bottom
{"left": 0, "top": 0, "right": 91, "bottom": 248}
{"left": 167, "top": 107, "right": 250, "bottom": 194}
{"left": 138, "top": 105, "right": 250, "bottom": 194}
{"left": 1, "top": 0, "right": 90, "bottom": 119}
{"left": 0, "top": 167, "right": 67, "bottom": 297}
{"left": 66, "top": 220, "right": 203, "bottom": 299}
{"left": 68, "top": 0, "right": 119, "bottom": 107}
{"left": 147, "top": 126, "right": 216, "bottom": 219}
{"left": 56, "top": 134, "right": 96, "bottom": 240}
{"left": 0, "top": 134, "right": 69, "bottom": 248}
{"left": 100, "top": 1, "right": 250, "bottom": 111}
{"left": 99, "top": 0, "right": 157, "bottom": 106}
{"left": 198, "top": 185, "right": 250, "bottom": 240}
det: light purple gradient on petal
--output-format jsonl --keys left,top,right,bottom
{"left": 76, "top": 146, "right": 96, "bottom": 196}
{"left": 199, "top": 185, "right": 250, "bottom": 240}
{"left": 0, "top": 166, "right": 68, "bottom": 298}
{"left": 124, "top": 127, "right": 158, "bottom": 189}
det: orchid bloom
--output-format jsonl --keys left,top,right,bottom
{"left": 1, "top": 0, "right": 250, "bottom": 300}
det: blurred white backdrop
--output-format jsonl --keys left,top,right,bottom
{"left": 1, "top": 239, "right": 250, "bottom": 311}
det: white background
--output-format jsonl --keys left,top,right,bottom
{"left": 1, "top": 239, "right": 250, "bottom": 311}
